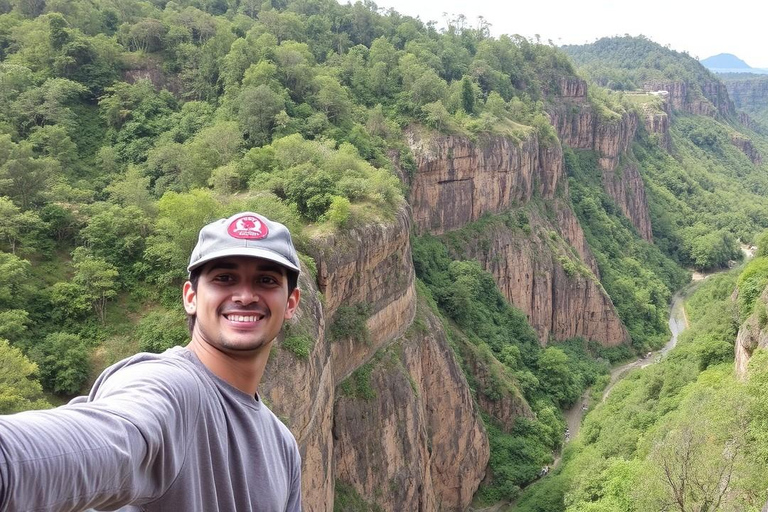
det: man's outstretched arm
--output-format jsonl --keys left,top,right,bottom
{"left": 0, "top": 361, "right": 200, "bottom": 512}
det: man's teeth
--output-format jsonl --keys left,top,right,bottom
{"left": 228, "top": 315, "right": 261, "bottom": 322}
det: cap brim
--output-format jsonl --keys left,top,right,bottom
{"left": 187, "top": 247, "right": 301, "bottom": 275}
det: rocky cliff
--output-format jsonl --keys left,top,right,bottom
{"left": 334, "top": 308, "right": 489, "bottom": 511}
{"left": 406, "top": 130, "right": 560, "bottom": 235}
{"left": 547, "top": 79, "right": 653, "bottom": 241}
{"left": 407, "top": 127, "right": 629, "bottom": 346}
{"left": 722, "top": 76, "right": 768, "bottom": 111}
{"left": 642, "top": 80, "right": 735, "bottom": 118}
{"left": 730, "top": 133, "right": 763, "bottom": 164}
{"left": 457, "top": 212, "right": 629, "bottom": 346}
{"left": 261, "top": 206, "right": 490, "bottom": 511}
{"left": 735, "top": 285, "right": 768, "bottom": 379}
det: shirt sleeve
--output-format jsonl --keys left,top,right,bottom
{"left": 0, "top": 359, "right": 201, "bottom": 512}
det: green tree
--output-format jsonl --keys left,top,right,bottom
{"left": 29, "top": 332, "right": 90, "bottom": 395}
{"left": 237, "top": 85, "right": 286, "bottom": 147}
{"left": 0, "top": 338, "right": 49, "bottom": 414}
{"left": 0, "top": 251, "right": 32, "bottom": 308}
{"left": 72, "top": 247, "right": 119, "bottom": 323}
{"left": 537, "top": 347, "right": 578, "bottom": 406}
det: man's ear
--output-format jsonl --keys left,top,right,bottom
{"left": 183, "top": 281, "right": 197, "bottom": 314}
{"left": 284, "top": 288, "right": 300, "bottom": 320}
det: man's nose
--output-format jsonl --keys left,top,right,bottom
{"left": 233, "top": 285, "right": 259, "bottom": 304}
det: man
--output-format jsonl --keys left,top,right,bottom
{"left": 0, "top": 212, "right": 303, "bottom": 511}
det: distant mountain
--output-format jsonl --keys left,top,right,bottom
{"left": 701, "top": 53, "right": 768, "bottom": 74}
{"left": 701, "top": 53, "right": 751, "bottom": 69}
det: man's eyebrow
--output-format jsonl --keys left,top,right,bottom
{"left": 204, "top": 260, "right": 286, "bottom": 274}
{"left": 205, "top": 261, "right": 238, "bottom": 272}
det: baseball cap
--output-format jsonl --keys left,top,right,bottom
{"left": 187, "top": 212, "right": 301, "bottom": 276}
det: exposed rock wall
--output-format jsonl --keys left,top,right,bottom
{"left": 602, "top": 160, "right": 653, "bottom": 241}
{"left": 735, "top": 286, "right": 768, "bottom": 379}
{"left": 312, "top": 206, "right": 417, "bottom": 382}
{"left": 641, "top": 102, "right": 672, "bottom": 151}
{"left": 408, "top": 128, "right": 629, "bottom": 347}
{"left": 333, "top": 309, "right": 489, "bottom": 511}
{"left": 261, "top": 271, "right": 335, "bottom": 511}
{"left": 407, "top": 130, "right": 562, "bottom": 235}
{"left": 462, "top": 216, "right": 629, "bottom": 346}
{"left": 547, "top": 81, "right": 654, "bottom": 242}
{"left": 724, "top": 77, "right": 768, "bottom": 110}
{"left": 642, "top": 80, "right": 734, "bottom": 118}
{"left": 730, "top": 133, "right": 763, "bottom": 164}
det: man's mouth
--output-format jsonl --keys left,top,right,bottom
{"left": 223, "top": 313, "right": 265, "bottom": 322}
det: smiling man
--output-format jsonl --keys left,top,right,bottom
{"left": 0, "top": 212, "right": 303, "bottom": 512}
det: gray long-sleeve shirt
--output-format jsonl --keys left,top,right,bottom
{"left": 0, "top": 347, "right": 302, "bottom": 511}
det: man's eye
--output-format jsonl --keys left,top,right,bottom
{"left": 214, "top": 274, "right": 233, "bottom": 282}
{"left": 260, "top": 276, "right": 278, "bottom": 285}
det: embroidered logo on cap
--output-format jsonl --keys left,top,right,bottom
{"left": 227, "top": 214, "right": 268, "bottom": 240}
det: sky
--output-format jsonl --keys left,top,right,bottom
{"left": 371, "top": 0, "right": 768, "bottom": 69}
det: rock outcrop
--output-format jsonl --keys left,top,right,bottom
{"left": 334, "top": 309, "right": 489, "bottom": 511}
{"left": 547, "top": 79, "right": 654, "bottom": 241}
{"left": 407, "top": 130, "right": 561, "bottom": 235}
{"left": 460, "top": 214, "right": 629, "bottom": 346}
{"left": 263, "top": 206, "right": 491, "bottom": 511}
{"left": 407, "top": 128, "right": 629, "bottom": 346}
{"left": 640, "top": 101, "right": 672, "bottom": 151}
{"left": 642, "top": 80, "right": 735, "bottom": 118}
{"left": 735, "top": 286, "right": 768, "bottom": 379}
{"left": 730, "top": 133, "right": 763, "bottom": 164}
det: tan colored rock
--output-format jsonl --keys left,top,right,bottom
{"left": 263, "top": 209, "right": 419, "bottom": 512}
{"left": 730, "top": 133, "right": 763, "bottom": 164}
{"left": 642, "top": 80, "right": 734, "bottom": 117}
{"left": 334, "top": 308, "right": 489, "bottom": 511}
{"left": 602, "top": 160, "right": 653, "bottom": 241}
{"left": 464, "top": 216, "right": 629, "bottom": 346}
{"left": 407, "top": 130, "right": 563, "bottom": 235}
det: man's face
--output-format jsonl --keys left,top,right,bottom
{"left": 183, "top": 256, "right": 300, "bottom": 355}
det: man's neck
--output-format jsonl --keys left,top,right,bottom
{"left": 187, "top": 338, "right": 272, "bottom": 396}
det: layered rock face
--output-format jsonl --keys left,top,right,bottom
{"left": 641, "top": 102, "right": 671, "bottom": 151}
{"left": 731, "top": 133, "right": 763, "bottom": 164}
{"left": 642, "top": 80, "right": 735, "bottom": 118}
{"left": 312, "top": 206, "right": 417, "bottom": 382}
{"left": 407, "top": 130, "right": 562, "bottom": 235}
{"left": 261, "top": 271, "right": 335, "bottom": 511}
{"left": 334, "top": 310, "right": 489, "bottom": 511}
{"left": 462, "top": 216, "right": 629, "bottom": 346}
{"left": 263, "top": 206, "right": 491, "bottom": 511}
{"left": 547, "top": 79, "right": 653, "bottom": 242}
{"left": 735, "top": 286, "right": 768, "bottom": 379}
{"left": 408, "top": 128, "right": 629, "bottom": 347}
{"left": 724, "top": 77, "right": 768, "bottom": 109}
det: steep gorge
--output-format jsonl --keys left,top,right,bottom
{"left": 257, "top": 78, "right": 658, "bottom": 508}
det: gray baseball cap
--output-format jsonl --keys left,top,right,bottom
{"left": 187, "top": 212, "right": 300, "bottom": 275}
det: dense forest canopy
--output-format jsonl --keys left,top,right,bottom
{"left": 561, "top": 35, "right": 717, "bottom": 91}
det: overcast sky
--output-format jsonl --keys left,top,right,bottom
{"left": 370, "top": 0, "right": 768, "bottom": 69}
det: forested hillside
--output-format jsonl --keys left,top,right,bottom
{"left": 1, "top": 2, "right": 768, "bottom": 510}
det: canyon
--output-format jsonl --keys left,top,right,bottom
{"left": 258, "top": 73, "right": 748, "bottom": 510}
